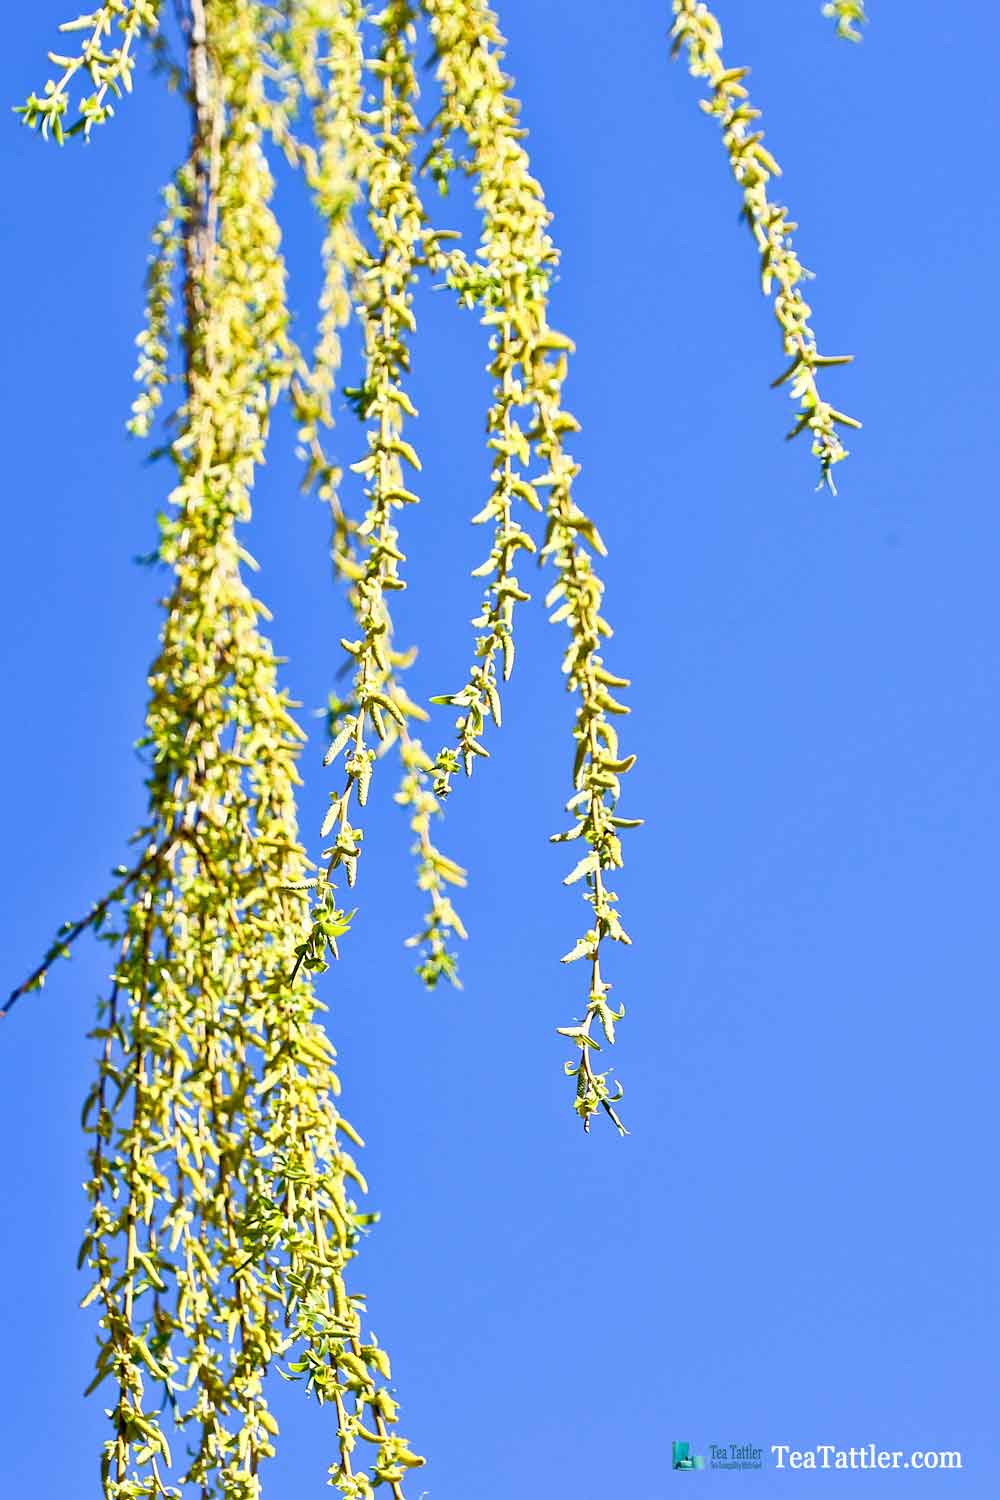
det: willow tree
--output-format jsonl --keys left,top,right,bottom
{"left": 9, "top": 2, "right": 862, "bottom": 1495}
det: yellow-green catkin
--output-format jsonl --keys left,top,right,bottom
{"left": 670, "top": 0, "right": 860, "bottom": 491}
{"left": 822, "top": 1, "right": 867, "bottom": 41}
{"left": 9, "top": 0, "right": 876, "bottom": 1488}
{"left": 287, "top": 0, "right": 366, "bottom": 511}
{"left": 315, "top": 0, "right": 428, "bottom": 897}
{"left": 17, "top": 0, "right": 161, "bottom": 141}
{"left": 13, "top": 0, "right": 868, "bottom": 1307}
{"left": 128, "top": 177, "right": 184, "bottom": 439}
{"left": 18, "top": 4, "right": 424, "bottom": 1497}
{"left": 421, "top": 0, "right": 638, "bottom": 1132}
{"left": 288, "top": 2, "right": 469, "bottom": 992}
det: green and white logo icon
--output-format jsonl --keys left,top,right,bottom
{"left": 673, "top": 1441, "right": 706, "bottom": 1471}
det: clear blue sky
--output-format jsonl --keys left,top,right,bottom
{"left": 2, "top": 2, "right": 998, "bottom": 1494}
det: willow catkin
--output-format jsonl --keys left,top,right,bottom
{"left": 8, "top": 21, "right": 869, "bottom": 1490}
{"left": 285, "top": 2, "right": 471, "bottom": 992}
{"left": 16, "top": 4, "right": 423, "bottom": 1496}
{"left": 128, "top": 178, "right": 184, "bottom": 441}
{"left": 670, "top": 0, "right": 860, "bottom": 491}
{"left": 16, "top": 0, "right": 161, "bottom": 141}
{"left": 314, "top": 0, "right": 428, "bottom": 890}
{"left": 420, "top": 0, "right": 638, "bottom": 1132}
{"left": 823, "top": 1, "right": 868, "bottom": 41}
{"left": 8, "top": 0, "right": 872, "bottom": 1490}
{"left": 288, "top": 0, "right": 366, "bottom": 510}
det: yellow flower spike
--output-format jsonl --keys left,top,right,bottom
{"left": 16, "top": 3, "right": 422, "bottom": 1496}
{"left": 670, "top": 0, "right": 860, "bottom": 491}
{"left": 420, "top": 0, "right": 638, "bottom": 1129}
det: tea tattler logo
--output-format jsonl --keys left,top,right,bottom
{"left": 672, "top": 1441, "right": 706, "bottom": 1471}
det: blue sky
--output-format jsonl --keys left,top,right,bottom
{"left": 2, "top": 1, "right": 998, "bottom": 1494}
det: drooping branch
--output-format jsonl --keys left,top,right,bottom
{"left": 8, "top": 16, "right": 878, "bottom": 1494}
{"left": 421, "top": 0, "right": 637, "bottom": 1131}
{"left": 14, "top": 3, "right": 426, "bottom": 1496}
{"left": 670, "top": 0, "right": 860, "bottom": 491}
{"left": 16, "top": 1, "right": 162, "bottom": 141}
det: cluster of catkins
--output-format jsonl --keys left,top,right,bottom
{"left": 10, "top": 2, "right": 860, "bottom": 1494}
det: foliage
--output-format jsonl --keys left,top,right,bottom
{"left": 670, "top": 0, "right": 860, "bottom": 491}
{"left": 9, "top": 1, "right": 862, "bottom": 1495}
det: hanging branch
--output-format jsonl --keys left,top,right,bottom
{"left": 9, "top": 16, "right": 877, "bottom": 1490}
{"left": 6, "top": 0, "right": 883, "bottom": 1490}
{"left": 420, "top": 0, "right": 638, "bottom": 1132}
{"left": 16, "top": 1, "right": 162, "bottom": 141}
{"left": 288, "top": 1, "right": 469, "bottom": 994}
{"left": 128, "top": 179, "right": 185, "bottom": 439}
{"left": 12, "top": 3, "right": 424, "bottom": 1496}
{"left": 287, "top": 0, "right": 366, "bottom": 509}
{"left": 670, "top": 0, "right": 860, "bottom": 491}
{"left": 314, "top": 0, "right": 428, "bottom": 894}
